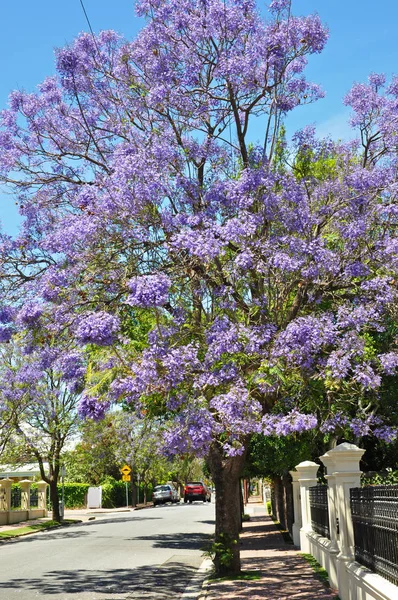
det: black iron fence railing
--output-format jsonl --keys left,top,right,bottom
{"left": 309, "top": 485, "right": 330, "bottom": 539}
{"left": 350, "top": 485, "right": 398, "bottom": 586}
{"left": 30, "top": 487, "right": 38, "bottom": 508}
{"left": 10, "top": 486, "right": 22, "bottom": 510}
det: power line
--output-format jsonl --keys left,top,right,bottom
{"left": 79, "top": 0, "right": 97, "bottom": 40}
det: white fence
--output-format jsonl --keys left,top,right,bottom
{"left": 291, "top": 443, "right": 398, "bottom": 600}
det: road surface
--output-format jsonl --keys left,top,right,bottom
{"left": 0, "top": 501, "right": 215, "bottom": 599}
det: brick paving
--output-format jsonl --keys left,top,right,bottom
{"left": 200, "top": 499, "right": 339, "bottom": 600}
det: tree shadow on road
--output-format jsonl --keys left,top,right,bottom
{"left": 132, "top": 531, "right": 212, "bottom": 551}
{"left": 0, "top": 563, "right": 202, "bottom": 599}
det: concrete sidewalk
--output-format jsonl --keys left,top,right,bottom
{"left": 200, "top": 500, "right": 339, "bottom": 600}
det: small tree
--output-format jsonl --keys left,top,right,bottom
{"left": 0, "top": 338, "right": 85, "bottom": 522}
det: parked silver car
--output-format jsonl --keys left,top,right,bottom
{"left": 152, "top": 484, "right": 180, "bottom": 506}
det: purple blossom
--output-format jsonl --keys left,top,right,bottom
{"left": 373, "top": 426, "right": 398, "bottom": 443}
{"left": 350, "top": 418, "right": 372, "bottom": 437}
{"left": 210, "top": 385, "right": 262, "bottom": 436}
{"left": 17, "top": 302, "right": 43, "bottom": 326}
{"left": 353, "top": 363, "right": 381, "bottom": 390}
{"left": 262, "top": 410, "right": 318, "bottom": 436}
{"left": 77, "top": 394, "right": 110, "bottom": 421}
{"left": 75, "top": 312, "right": 120, "bottom": 346}
{"left": 0, "top": 306, "right": 15, "bottom": 324}
{"left": 55, "top": 351, "right": 86, "bottom": 381}
{"left": 0, "top": 326, "right": 13, "bottom": 342}
{"left": 126, "top": 274, "right": 171, "bottom": 307}
{"left": 379, "top": 352, "right": 398, "bottom": 375}
{"left": 320, "top": 412, "right": 349, "bottom": 433}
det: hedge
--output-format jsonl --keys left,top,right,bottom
{"left": 10, "top": 480, "right": 154, "bottom": 509}
{"left": 57, "top": 483, "right": 90, "bottom": 508}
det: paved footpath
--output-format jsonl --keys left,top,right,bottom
{"left": 200, "top": 499, "right": 339, "bottom": 600}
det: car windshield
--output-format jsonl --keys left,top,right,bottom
{"left": 154, "top": 485, "right": 170, "bottom": 491}
{"left": 187, "top": 482, "right": 203, "bottom": 486}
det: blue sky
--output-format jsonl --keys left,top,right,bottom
{"left": 0, "top": 0, "right": 397, "bottom": 233}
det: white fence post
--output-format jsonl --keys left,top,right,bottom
{"left": 289, "top": 469, "right": 302, "bottom": 547}
{"left": 295, "top": 460, "right": 319, "bottom": 553}
{"left": 319, "top": 449, "right": 341, "bottom": 590}
{"left": 322, "top": 443, "right": 365, "bottom": 600}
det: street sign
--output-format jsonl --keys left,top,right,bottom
{"left": 120, "top": 465, "right": 131, "bottom": 475}
{"left": 122, "top": 474, "right": 131, "bottom": 482}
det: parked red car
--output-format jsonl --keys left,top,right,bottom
{"left": 183, "top": 481, "right": 211, "bottom": 503}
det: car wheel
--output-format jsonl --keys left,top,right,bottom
{"left": 189, "top": 499, "right": 192, "bottom": 503}
{"left": 203, "top": 496, "right": 206, "bottom": 502}
{"left": 184, "top": 497, "right": 187, "bottom": 503}
{"left": 153, "top": 501, "right": 158, "bottom": 506}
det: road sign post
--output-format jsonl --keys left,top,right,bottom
{"left": 120, "top": 466, "right": 132, "bottom": 508}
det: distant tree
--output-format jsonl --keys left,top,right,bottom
{"left": 0, "top": 337, "right": 85, "bottom": 522}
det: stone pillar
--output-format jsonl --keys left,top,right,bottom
{"left": 19, "top": 480, "right": 32, "bottom": 510}
{"left": 322, "top": 443, "right": 365, "bottom": 600}
{"left": 320, "top": 451, "right": 340, "bottom": 554}
{"left": 289, "top": 470, "right": 302, "bottom": 547}
{"left": 295, "top": 461, "right": 319, "bottom": 553}
{"left": 0, "top": 478, "right": 13, "bottom": 512}
{"left": 319, "top": 450, "right": 340, "bottom": 590}
{"left": 37, "top": 481, "right": 48, "bottom": 511}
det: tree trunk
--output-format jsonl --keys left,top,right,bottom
{"left": 49, "top": 479, "right": 61, "bottom": 523}
{"left": 282, "top": 473, "right": 294, "bottom": 534}
{"left": 239, "top": 479, "right": 244, "bottom": 530}
{"left": 131, "top": 481, "right": 137, "bottom": 507}
{"left": 207, "top": 443, "right": 247, "bottom": 576}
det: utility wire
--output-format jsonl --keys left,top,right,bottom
{"left": 79, "top": 0, "right": 96, "bottom": 40}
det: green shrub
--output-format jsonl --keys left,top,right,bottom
{"left": 266, "top": 500, "right": 272, "bottom": 515}
{"left": 361, "top": 468, "right": 398, "bottom": 486}
{"left": 49, "top": 479, "right": 156, "bottom": 509}
{"left": 102, "top": 480, "right": 127, "bottom": 508}
{"left": 57, "top": 483, "right": 90, "bottom": 508}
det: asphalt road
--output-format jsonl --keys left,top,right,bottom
{"left": 0, "top": 501, "right": 215, "bottom": 599}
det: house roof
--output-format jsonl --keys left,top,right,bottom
{"left": 0, "top": 463, "right": 49, "bottom": 478}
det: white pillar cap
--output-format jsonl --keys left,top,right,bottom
{"left": 321, "top": 443, "right": 365, "bottom": 473}
{"left": 295, "top": 461, "right": 319, "bottom": 479}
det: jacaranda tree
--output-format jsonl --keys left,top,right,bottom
{"left": 1, "top": 0, "right": 398, "bottom": 572}
{"left": 0, "top": 333, "right": 85, "bottom": 522}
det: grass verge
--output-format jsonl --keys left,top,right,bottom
{"left": 0, "top": 519, "right": 80, "bottom": 539}
{"left": 300, "top": 553, "right": 340, "bottom": 600}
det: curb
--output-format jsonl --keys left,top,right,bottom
{"left": 133, "top": 503, "right": 154, "bottom": 511}
{"left": 180, "top": 558, "right": 213, "bottom": 600}
{"left": 0, "top": 519, "right": 83, "bottom": 543}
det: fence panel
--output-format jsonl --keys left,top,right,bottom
{"left": 30, "top": 487, "right": 38, "bottom": 508}
{"left": 10, "top": 486, "right": 21, "bottom": 510}
{"left": 309, "top": 484, "right": 330, "bottom": 539}
{"left": 350, "top": 485, "right": 398, "bottom": 586}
